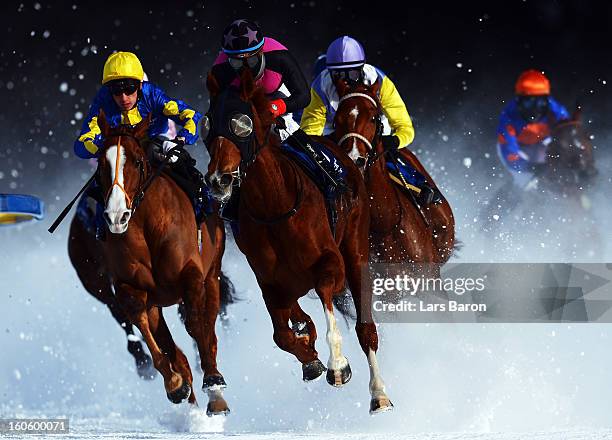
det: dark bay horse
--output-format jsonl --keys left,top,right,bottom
{"left": 329, "top": 80, "right": 456, "bottom": 268}
{"left": 81, "top": 112, "right": 230, "bottom": 415}
{"left": 204, "top": 70, "right": 393, "bottom": 414}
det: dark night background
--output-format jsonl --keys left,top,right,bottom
{"left": 1, "top": 0, "right": 611, "bottom": 217}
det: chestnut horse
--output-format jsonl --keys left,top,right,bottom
{"left": 68, "top": 205, "right": 235, "bottom": 380}
{"left": 204, "top": 70, "right": 393, "bottom": 414}
{"left": 329, "top": 81, "right": 456, "bottom": 269}
{"left": 90, "top": 112, "right": 229, "bottom": 415}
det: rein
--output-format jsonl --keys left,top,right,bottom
{"left": 232, "top": 122, "right": 304, "bottom": 225}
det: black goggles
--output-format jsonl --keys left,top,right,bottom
{"left": 330, "top": 68, "right": 364, "bottom": 83}
{"left": 228, "top": 54, "right": 261, "bottom": 70}
{"left": 108, "top": 80, "right": 139, "bottom": 97}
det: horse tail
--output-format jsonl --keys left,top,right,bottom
{"left": 219, "top": 270, "right": 237, "bottom": 318}
{"left": 333, "top": 288, "right": 356, "bottom": 326}
{"left": 451, "top": 238, "right": 464, "bottom": 259}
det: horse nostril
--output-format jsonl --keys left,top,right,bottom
{"left": 120, "top": 211, "right": 130, "bottom": 225}
{"left": 219, "top": 174, "right": 233, "bottom": 188}
{"left": 356, "top": 157, "right": 367, "bottom": 168}
{"left": 103, "top": 212, "right": 112, "bottom": 225}
{"left": 204, "top": 174, "right": 212, "bottom": 187}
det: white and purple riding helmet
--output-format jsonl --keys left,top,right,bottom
{"left": 325, "top": 36, "right": 366, "bottom": 83}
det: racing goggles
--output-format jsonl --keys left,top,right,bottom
{"left": 108, "top": 79, "right": 140, "bottom": 97}
{"left": 329, "top": 67, "right": 365, "bottom": 84}
{"left": 228, "top": 53, "right": 261, "bottom": 70}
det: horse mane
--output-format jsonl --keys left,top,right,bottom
{"left": 239, "top": 69, "right": 276, "bottom": 129}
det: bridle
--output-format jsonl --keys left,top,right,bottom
{"left": 335, "top": 92, "right": 384, "bottom": 170}
{"left": 209, "top": 97, "right": 303, "bottom": 225}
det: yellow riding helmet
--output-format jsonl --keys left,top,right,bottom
{"left": 102, "top": 52, "right": 144, "bottom": 85}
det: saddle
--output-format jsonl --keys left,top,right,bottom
{"left": 281, "top": 130, "right": 348, "bottom": 234}
{"left": 385, "top": 151, "right": 426, "bottom": 196}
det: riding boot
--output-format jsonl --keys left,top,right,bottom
{"left": 95, "top": 201, "right": 106, "bottom": 241}
{"left": 418, "top": 184, "right": 443, "bottom": 206}
{"left": 286, "top": 129, "right": 347, "bottom": 194}
{"left": 86, "top": 179, "right": 106, "bottom": 241}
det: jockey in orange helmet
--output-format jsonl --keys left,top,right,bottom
{"left": 497, "top": 69, "right": 569, "bottom": 188}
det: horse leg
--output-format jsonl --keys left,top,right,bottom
{"left": 109, "top": 300, "right": 156, "bottom": 380}
{"left": 177, "top": 302, "right": 202, "bottom": 375}
{"left": 181, "top": 261, "right": 230, "bottom": 416}
{"left": 340, "top": 213, "right": 393, "bottom": 414}
{"left": 290, "top": 302, "right": 317, "bottom": 351}
{"left": 115, "top": 282, "right": 189, "bottom": 404}
{"left": 427, "top": 198, "right": 455, "bottom": 264}
{"left": 68, "top": 218, "right": 155, "bottom": 379}
{"left": 147, "top": 306, "right": 196, "bottom": 405}
{"left": 313, "top": 254, "right": 352, "bottom": 387}
{"left": 263, "top": 290, "right": 326, "bottom": 382}
{"left": 343, "top": 252, "right": 393, "bottom": 414}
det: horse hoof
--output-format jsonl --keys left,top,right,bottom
{"left": 369, "top": 397, "right": 394, "bottom": 415}
{"left": 202, "top": 375, "right": 227, "bottom": 390}
{"left": 136, "top": 355, "right": 157, "bottom": 381}
{"left": 206, "top": 398, "right": 230, "bottom": 417}
{"left": 166, "top": 381, "right": 192, "bottom": 404}
{"left": 302, "top": 359, "right": 326, "bottom": 382}
{"left": 326, "top": 360, "right": 352, "bottom": 387}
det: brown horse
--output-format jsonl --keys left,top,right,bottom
{"left": 204, "top": 70, "right": 393, "bottom": 414}
{"left": 328, "top": 80, "right": 456, "bottom": 268}
{"left": 86, "top": 112, "right": 229, "bottom": 415}
{"left": 68, "top": 206, "right": 235, "bottom": 379}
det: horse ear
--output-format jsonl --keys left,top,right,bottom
{"left": 133, "top": 113, "right": 152, "bottom": 140}
{"left": 334, "top": 78, "right": 350, "bottom": 97}
{"left": 98, "top": 109, "right": 110, "bottom": 137}
{"left": 240, "top": 68, "right": 256, "bottom": 101}
{"left": 207, "top": 72, "right": 220, "bottom": 98}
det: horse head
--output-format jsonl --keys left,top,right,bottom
{"left": 332, "top": 79, "right": 383, "bottom": 172}
{"left": 204, "top": 69, "right": 274, "bottom": 202}
{"left": 546, "top": 107, "right": 597, "bottom": 190}
{"left": 97, "top": 110, "right": 151, "bottom": 234}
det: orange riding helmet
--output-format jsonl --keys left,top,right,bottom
{"left": 515, "top": 70, "right": 551, "bottom": 96}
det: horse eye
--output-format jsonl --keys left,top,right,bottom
{"left": 230, "top": 114, "right": 253, "bottom": 138}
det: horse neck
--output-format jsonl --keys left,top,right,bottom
{"left": 242, "top": 145, "right": 294, "bottom": 210}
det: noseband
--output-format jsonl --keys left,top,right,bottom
{"left": 336, "top": 92, "right": 384, "bottom": 168}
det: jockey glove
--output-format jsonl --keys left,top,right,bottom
{"left": 269, "top": 99, "right": 287, "bottom": 118}
{"left": 381, "top": 135, "right": 400, "bottom": 152}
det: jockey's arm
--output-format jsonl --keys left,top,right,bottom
{"left": 497, "top": 117, "right": 528, "bottom": 172}
{"left": 548, "top": 97, "right": 571, "bottom": 121}
{"left": 153, "top": 85, "right": 202, "bottom": 145}
{"left": 265, "top": 51, "right": 310, "bottom": 115}
{"left": 379, "top": 76, "right": 415, "bottom": 148}
{"left": 300, "top": 87, "right": 327, "bottom": 136}
{"left": 74, "top": 90, "right": 105, "bottom": 159}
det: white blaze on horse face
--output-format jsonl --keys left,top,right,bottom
{"left": 349, "top": 139, "right": 361, "bottom": 163}
{"left": 349, "top": 106, "right": 359, "bottom": 129}
{"left": 324, "top": 307, "right": 348, "bottom": 372}
{"left": 105, "top": 145, "right": 130, "bottom": 234}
